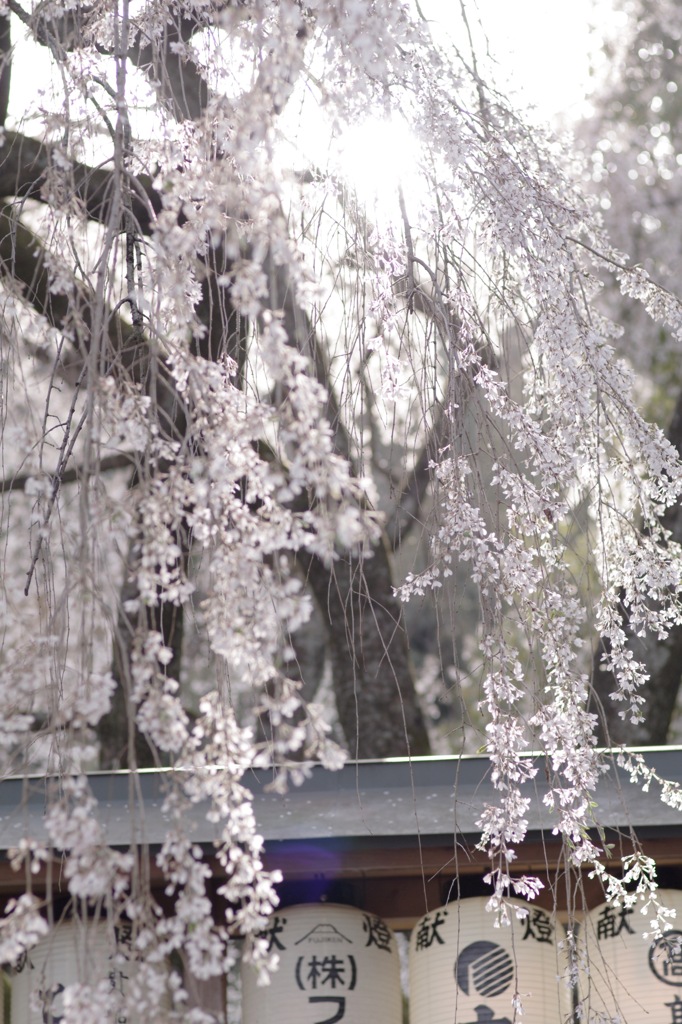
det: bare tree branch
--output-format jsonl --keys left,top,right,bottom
{"left": 129, "top": 15, "right": 209, "bottom": 122}
{"left": 1, "top": 452, "right": 133, "bottom": 495}
{"left": 6, "top": 3, "right": 208, "bottom": 120}
{"left": 0, "top": 131, "right": 161, "bottom": 233}
{"left": 0, "top": 207, "right": 148, "bottom": 379}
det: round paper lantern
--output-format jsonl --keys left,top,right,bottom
{"left": 580, "top": 889, "right": 682, "bottom": 1024}
{"left": 241, "top": 903, "right": 402, "bottom": 1023}
{"left": 409, "top": 897, "right": 564, "bottom": 1024}
{"left": 10, "top": 919, "right": 163, "bottom": 1023}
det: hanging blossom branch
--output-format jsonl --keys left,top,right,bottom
{"left": 391, "top": 15, "right": 682, "bottom": 922}
{"left": 1, "top": 2, "right": 384, "bottom": 1006}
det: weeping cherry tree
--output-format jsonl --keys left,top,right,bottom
{"left": 1, "top": 0, "right": 682, "bottom": 1019}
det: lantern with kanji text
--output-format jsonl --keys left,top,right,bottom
{"left": 579, "top": 889, "right": 682, "bottom": 1024}
{"left": 10, "top": 917, "right": 167, "bottom": 1023}
{"left": 241, "top": 903, "right": 402, "bottom": 1024}
{"left": 409, "top": 896, "right": 565, "bottom": 1024}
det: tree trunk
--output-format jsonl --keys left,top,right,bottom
{"left": 303, "top": 538, "right": 431, "bottom": 759}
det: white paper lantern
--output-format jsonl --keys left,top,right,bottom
{"left": 10, "top": 919, "right": 163, "bottom": 1023}
{"left": 241, "top": 903, "right": 402, "bottom": 1024}
{"left": 409, "top": 897, "right": 564, "bottom": 1024}
{"left": 580, "top": 889, "right": 682, "bottom": 1024}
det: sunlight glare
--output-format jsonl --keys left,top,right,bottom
{"left": 331, "top": 116, "right": 424, "bottom": 222}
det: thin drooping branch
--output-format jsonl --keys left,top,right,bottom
{"left": 300, "top": 540, "right": 431, "bottom": 758}
{"left": 97, "top": 304, "right": 249, "bottom": 766}
{"left": 0, "top": 202, "right": 190, "bottom": 761}
{"left": 0, "top": 15, "right": 10, "bottom": 128}
{"left": 385, "top": 404, "right": 444, "bottom": 550}
{"left": 24, "top": 361, "right": 89, "bottom": 596}
{"left": 268, "top": 257, "right": 354, "bottom": 465}
{"left": 265, "top": 264, "right": 431, "bottom": 755}
{"left": 0, "top": 206, "right": 186, "bottom": 444}
{"left": 590, "top": 382, "right": 682, "bottom": 744}
{"left": 99, "top": 532, "right": 188, "bottom": 770}
{"left": 194, "top": 240, "right": 248, "bottom": 374}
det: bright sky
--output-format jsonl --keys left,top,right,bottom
{"left": 8, "top": 1, "right": 606, "bottom": 132}
{"left": 419, "top": 0, "right": 604, "bottom": 123}
{"left": 9, "top": 0, "right": 609, "bottom": 126}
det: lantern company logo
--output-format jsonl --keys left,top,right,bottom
{"left": 650, "top": 932, "right": 682, "bottom": 985}
{"left": 295, "top": 924, "right": 353, "bottom": 945}
{"left": 455, "top": 942, "right": 515, "bottom": 998}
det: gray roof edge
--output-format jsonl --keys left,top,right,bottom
{"left": 0, "top": 748, "right": 680, "bottom": 851}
